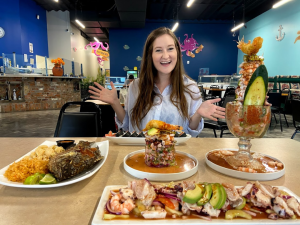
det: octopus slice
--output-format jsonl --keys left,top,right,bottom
{"left": 287, "top": 197, "right": 300, "bottom": 216}
{"left": 141, "top": 209, "right": 167, "bottom": 219}
{"left": 222, "top": 183, "right": 241, "bottom": 202}
{"left": 128, "top": 179, "right": 156, "bottom": 208}
{"left": 202, "top": 203, "right": 221, "bottom": 217}
{"left": 274, "top": 196, "right": 294, "bottom": 217}
{"left": 241, "top": 182, "right": 253, "bottom": 196}
{"left": 255, "top": 181, "right": 275, "bottom": 198}
{"left": 256, "top": 190, "right": 271, "bottom": 207}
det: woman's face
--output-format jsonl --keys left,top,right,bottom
{"left": 152, "top": 34, "right": 177, "bottom": 77}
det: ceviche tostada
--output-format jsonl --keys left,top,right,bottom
{"left": 102, "top": 179, "right": 300, "bottom": 221}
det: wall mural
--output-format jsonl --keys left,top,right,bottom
{"left": 85, "top": 41, "right": 109, "bottom": 65}
{"left": 294, "top": 30, "right": 300, "bottom": 43}
{"left": 179, "top": 34, "right": 204, "bottom": 58}
{"left": 276, "top": 25, "right": 285, "bottom": 41}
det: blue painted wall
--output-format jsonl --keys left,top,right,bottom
{"left": 238, "top": 1, "right": 300, "bottom": 77}
{"left": 0, "top": 0, "right": 48, "bottom": 66}
{"left": 110, "top": 22, "right": 239, "bottom": 81}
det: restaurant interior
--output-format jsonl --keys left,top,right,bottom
{"left": 1, "top": 0, "right": 300, "bottom": 224}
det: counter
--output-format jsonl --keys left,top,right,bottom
{"left": 0, "top": 75, "right": 82, "bottom": 112}
{"left": 0, "top": 137, "right": 299, "bottom": 224}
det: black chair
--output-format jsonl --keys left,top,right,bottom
{"left": 199, "top": 85, "right": 208, "bottom": 100}
{"left": 267, "top": 89, "right": 289, "bottom": 132}
{"left": 203, "top": 95, "right": 235, "bottom": 138}
{"left": 82, "top": 98, "right": 117, "bottom": 135}
{"left": 220, "top": 87, "right": 235, "bottom": 106}
{"left": 209, "top": 85, "right": 222, "bottom": 99}
{"left": 291, "top": 99, "right": 300, "bottom": 139}
{"left": 54, "top": 101, "right": 102, "bottom": 137}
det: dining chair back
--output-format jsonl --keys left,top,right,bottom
{"left": 209, "top": 85, "right": 221, "bottom": 98}
{"left": 199, "top": 85, "right": 207, "bottom": 100}
{"left": 267, "top": 89, "right": 289, "bottom": 132}
{"left": 291, "top": 99, "right": 300, "bottom": 139}
{"left": 54, "top": 101, "right": 102, "bottom": 137}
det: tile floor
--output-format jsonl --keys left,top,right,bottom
{"left": 0, "top": 108, "right": 299, "bottom": 142}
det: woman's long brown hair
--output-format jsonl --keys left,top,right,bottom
{"left": 131, "top": 27, "right": 200, "bottom": 129}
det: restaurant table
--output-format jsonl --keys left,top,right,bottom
{"left": 0, "top": 137, "right": 299, "bottom": 225}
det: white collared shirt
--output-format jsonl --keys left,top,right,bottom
{"left": 115, "top": 76, "right": 203, "bottom": 137}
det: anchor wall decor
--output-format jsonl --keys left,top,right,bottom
{"left": 276, "top": 25, "right": 285, "bottom": 41}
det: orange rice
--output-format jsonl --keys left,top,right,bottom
{"left": 4, "top": 158, "right": 49, "bottom": 182}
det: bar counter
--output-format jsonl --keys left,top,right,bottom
{"left": 0, "top": 137, "right": 299, "bottom": 224}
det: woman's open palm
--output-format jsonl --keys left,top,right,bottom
{"left": 197, "top": 98, "right": 226, "bottom": 121}
{"left": 89, "top": 81, "right": 118, "bottom": 105}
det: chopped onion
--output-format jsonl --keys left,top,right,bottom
{"left": 249, "top": 208, "right": 263, "bottom": 214}
{"left": 152, "top": 200, "right": 164, "bottom": 207}
{"left": 243, "top": 210, "right": 257, "bottom": 216}
{"left": 163, "top": 194, "right": 180, "bottom": 201}
{"left": 192, "top": 214, "right": 212, "bottom": 221}
{"left": 144, "top": 178, "right": 152, "bottom": 186}
{"left": 106, "top": 200, "right": 122, "bottom": 215}
{"left": 160, "top": 190, "right": 177, "bottom": 196}
{"left": 110, "top": 190, "right": 117, "bottom": 196}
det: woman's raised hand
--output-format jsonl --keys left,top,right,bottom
{"left": 89, "top": 81, "right": 119, "bottom": 105}
{"left": 197, "top": 98, "right": 226, "bottom": 121}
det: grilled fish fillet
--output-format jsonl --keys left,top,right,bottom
{"left": 48, "top": 141, "right": 103, "bottom": 181}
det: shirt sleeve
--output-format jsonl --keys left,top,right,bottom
{"left": 186, "top": 83, "right": 204, "bottom": 137}
{"left": 115, "top": 87, "right": 130, "bottom": 131}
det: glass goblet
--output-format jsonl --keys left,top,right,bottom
{"left": 225, "top": 102, "right": 271, "bottom": 170}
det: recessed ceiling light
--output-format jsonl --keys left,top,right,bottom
{"left": 94, "top": 37, "right": 99, "bottom": 42}
{"left": 187, "top": 0, "right": 195, "bottom": 7}
{"left": 54, "top": 0, "right": 58, "bottom": 2}
{"left": 75, "top": 19, "right": 85, "bottom": 29}
{"left": 273, "top": 0, "right": 292, "bottom": 8}
{"left": 231, "top": 23, "right": 245, "bottom": 32}
{"left": 171, "top": 22, "right": 179, "bottom": 32}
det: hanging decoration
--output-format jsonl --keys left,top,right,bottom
{"left": 294, "top": 30, "right": 300, "bottom": 44}
{"left": 123, "top": 45, "right": 130, "bottom": 50}
{"left": 123, "top": 66, "right": 129, "bottom": 71}
{"left": 84, "top": 41, "right": 109, "bottom": 65}
{"left": 136, "top": 56, "right": 142, "bottom": 61}
{"left": 276, "top": 25, "right": 285, "bottom": 41}
{"left": 178, "top": 34, "right": 204, "bottom": 58}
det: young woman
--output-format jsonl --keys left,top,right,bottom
{"left": 89, "top": 27, "right": 225, "bottom": 137}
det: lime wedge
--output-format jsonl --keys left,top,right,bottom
{"left": 39, "top": 174, "right": 57, "bottom": 185}
{"left": 24, "top": 173, "right": 45, "bottom": 185}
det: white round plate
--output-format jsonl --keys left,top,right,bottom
{"left": 124, "top": 149, "right": 198, "bottom": 181}
{"left": 107, "top": 134, "right": 191, "bottom": 145}
{"left": 205, "top": 148, "right": 285, "bottom": 181}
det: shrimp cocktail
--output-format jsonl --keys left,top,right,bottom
{"left": 225, "top": 101, "right": 271, "bottom": 170}
{"left": 143, "top": 120, "right": 182, "bottom": 167}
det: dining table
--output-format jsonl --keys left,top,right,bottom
{"left": 0, "top": 137, "right": 299, "bottom": 225}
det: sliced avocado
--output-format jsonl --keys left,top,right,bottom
{"left": 147, "top": 128, "right": 159, "bottom": 136}
{"left": 209, "top": 183, "right": 223, "bottom": 209}
{"left": 197, "top": 183, "right": 212, "bottom": 206}
{"left": 243, "top": 65, "right": 268, "bottom": 106}
{"left": 218, "top": 184, "right": 227, "bottom": 210}
{"left": 183, "top": 184, "right": 205, "bottom": 204}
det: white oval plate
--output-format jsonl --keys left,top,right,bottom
{"left": 123, "top": 149, "right": 198, "bottom": 181}
{"left": 107, "top": 134, "right": 191, "bottom": 145}
{"left": 205, "top": 148, "right": 285, "bottom": 181}
{"left": 92, "top": 185, "right": 300, "bottom": 225}
{"left": 0, "top": 140, "right": 109, "bottom": 188}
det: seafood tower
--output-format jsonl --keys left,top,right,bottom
{"left": 224, "top": 36, "right": 271, "bottom": 171}
{"left": 143, "top": 120, "right": 182, "bottom": 167}
{"left": 236, "top": 36, "right": 264, "bottom": 101}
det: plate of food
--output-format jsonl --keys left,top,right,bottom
{"left": 205, "top": 149, "right": 285, "bottom": 181}
{"left": 92, "top": 178, "right": 300, "bottom": 224}
{"left": 105, "top": 122, "right": 191, "bottom": 146}
{"left": 0, "top": 140, "right": 109, "bottom": 188}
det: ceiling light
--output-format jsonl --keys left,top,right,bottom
{"left": 231, "top": 23, "right": 245, "bottom": 32}
{"left": 75, "top": 19, "right": 85, "bottom": 29}
{"left": 187, "top": 0, "right": 195, "bottom": 7}
{"left": 171, "top": 22, "right": 179, "bottom": 32}
{"left": 54, "top": 0, "right": 58, "bottom": 2}
{"left": 273, "top": 0, "right": 291, "bottom": 8}
{"left": 94, "top": 37, "right": 99, "bottom": 42}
